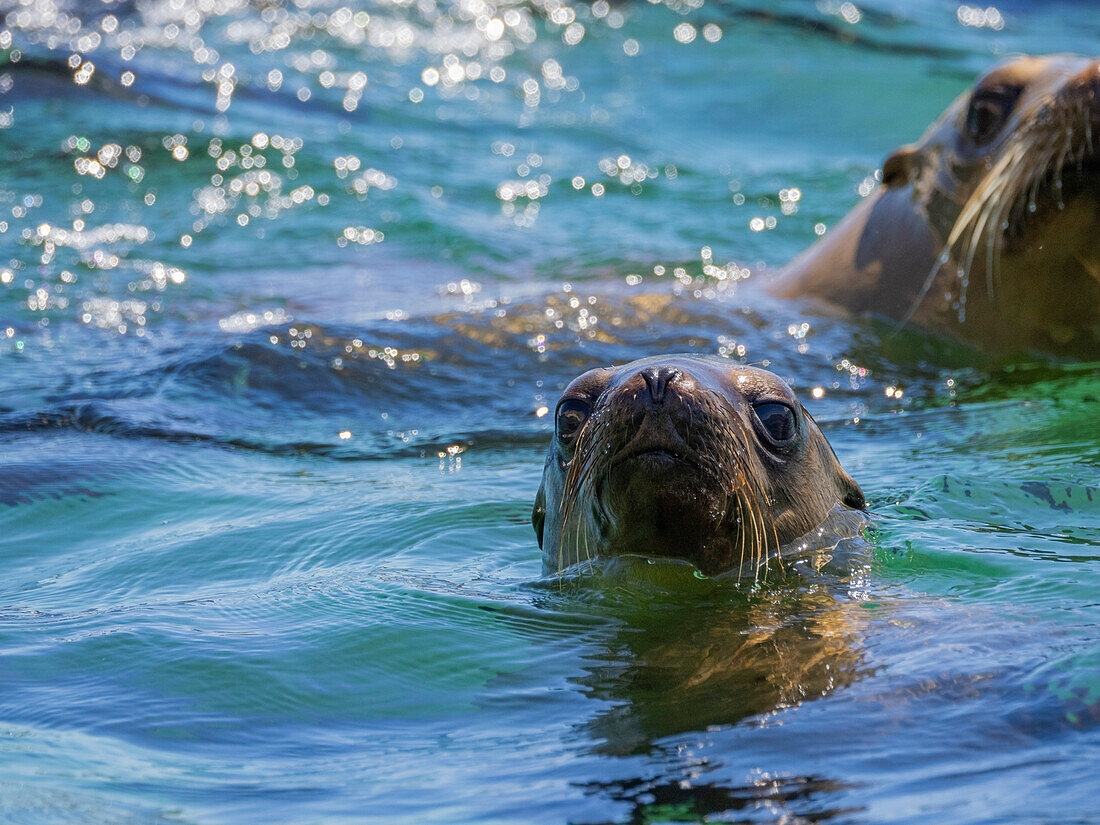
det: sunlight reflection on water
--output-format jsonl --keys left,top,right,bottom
{"left": 1, "top": 1, "right": 1099, "bottom": 823}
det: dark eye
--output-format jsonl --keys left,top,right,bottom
{"left": 965, "top": 88, "right": 1020, "bottom": 145}
{"left": 555, "top": 398, "right": 590, "bottom": 442}
{"left": 753, "top": 402, "right": 796, "bottom": 444}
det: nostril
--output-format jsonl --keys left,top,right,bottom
{"left": 640, "top": 367, "right": 680, "bottom": 404}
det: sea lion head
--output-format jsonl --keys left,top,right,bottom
{"left": 776, "top": 54, "right": 1100, "bottom": 355}
{"left": 533, "top": 356, "right": 865, "bottom": 576}
{"left": 882, "top": 54, "right": 1100, "bottom": 349}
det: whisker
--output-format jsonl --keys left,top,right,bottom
{"left": 896, "top": 113, "right": 1065, "bottom": 331}
{"left": 744, "top": 467, "right": 775, "bottom": 582}
{"left": 556, "top": 416, "right": 602, "bottom": 571}
{"left": 746, "top": 487, "right": 763, "bottom": 585}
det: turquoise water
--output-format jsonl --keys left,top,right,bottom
{"left": 1, "top": 0, "right": 1099, "bottom": 822}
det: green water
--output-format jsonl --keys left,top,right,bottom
{"left": 0, "top": 0, "right": 1098, "bottom": 822}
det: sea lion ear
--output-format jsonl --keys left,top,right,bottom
{"left": 882, "top": 144, "right": 919, "bottom": 187}
{"left": 532, "top": 483, "right": 546, "bottom": 549}
{"left": 837, "top": 468, "right": 866, "bottom": 511}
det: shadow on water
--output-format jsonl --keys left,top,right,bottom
{"left": 527, "top": 558, "right": 877, "bottom": 822}
{"left": 578, "top": 588, "right": 871, "bottom": 754}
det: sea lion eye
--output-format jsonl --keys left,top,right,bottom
{"left": 965, "top": 88, "right": 1020, "bottom": 145}
{"left": 555, "top": 398, "right": 590, "bottom": 442}
{"left": 753, "top": 402, "right": 796, "bottom": 444}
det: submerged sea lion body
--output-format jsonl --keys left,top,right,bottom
{"left": 532, "top": 356, "right": 865, "bottom": 577}
{"left": 772, "top": 55, "right": 1100, "bottom": 357}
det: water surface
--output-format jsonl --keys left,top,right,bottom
{"left": 1, "top": 1, "right": 1099, "bottom": 822}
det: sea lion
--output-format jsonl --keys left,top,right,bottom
{"left": 771, "top": 55, "right": 1100, "bottom": 357}
{"left": 532, "top": 355, "right": 865, "bottom": 576}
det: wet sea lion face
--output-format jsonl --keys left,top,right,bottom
{"left": 532, "top": 356, "right": 864, "bottom": 576}
{"left": 882, "top": 55, "right": 1100, "bottom": 349}
{"left": 775, "top": 55, "right": 1100, "bottom": 356}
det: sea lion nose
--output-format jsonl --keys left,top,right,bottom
{"left": 639, "top": 366, "right": 681, "bottom": 405}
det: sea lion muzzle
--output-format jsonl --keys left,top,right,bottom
{"left": 534, "top": 356, "right": 865, "bottom": 577}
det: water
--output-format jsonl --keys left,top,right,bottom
{"left": 1, "top": 0, "right": 1098, "bottom": 822}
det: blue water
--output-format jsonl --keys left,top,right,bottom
{"left": 1, "top": 1, "right": 1099, "bottom": 822}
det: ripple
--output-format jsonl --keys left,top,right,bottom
{"left": 3, "top": 0, "right": 1100, "bottom": 823}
